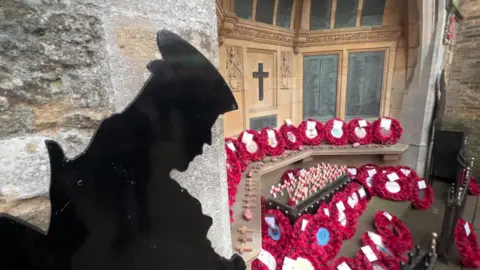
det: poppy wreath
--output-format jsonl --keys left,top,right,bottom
{"left": 346, "top": 166, "right": 358, "bottom": 180}
{"left": 281, "top": 243, "right": 331, "bottom": 270}
{"left": 410, "top": 178, "right": 434, "bottom": 210}
{"left": 225, "top": 138, "right": 247, "bottom": 172}
{"left": 347, "top": 118, "right": 373, "bottom": 145}
{"left": 372, "top": 117, "right": 403, "bottom": 145}
{"left": 468, "top": 176, "right": 480, "bottom": 195}
{"left": 373, "top": 211, "right": 413, "bottom": 253}
{"left": 316, "top": 202, "right": 331, "bottom": 218}
{"left": 261, "top": 209, "right": 293, "bottom": 250}
{"left": 251, "top": 240, "right": 283, "bottom": 270}
{"left": 361, "top": 232, "right": 407, "bottom": 270}
{"left": 236, "top": 130, "right": 265, "bottom": 164}
{"left": 331, "top": 256, "right": 358, "bottom": 270}
{"left": 357, "top": 166, "right": 379, "bottom": 195}
{"left": 454, "top": 218, "right": 480, "bottom": 268}
{"left": 298, "top": 119, "right": 325, "bottom": 146}
{"left": 299, "top": 213, "right": 343, "bottom": 262}
{"left": 324, "top": 118, "right": 349, "bottom": 145}
{"left": 225, "top": 146, "right": 242, "bottom": 188}
{"left": 345, "top": 182, "right": 368, "bottom": 215}
{"left": 259, "top": 127, "right": 286, "bottom": 156}
{"left": 329, "top": 192, "right": 358, "bottom": 240}
{"left": 373, "top": 170, "right": 412, "bottom": 201}
{"left": 396, "top": 165, "right": 419, "bottom": 181}
{"left": 279, "top": 123, "right": 302, "bottom": 150}
{"left": 281, "top": 169, "right": 298, "bottom": 185}
{"left": 355, "top": 248, "right": 390, "bottom": 270}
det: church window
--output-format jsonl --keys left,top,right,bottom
{"left": 310, "top": 0, "right": 333, "bottom": 30}
{"left": 360, "top": 0, "right": 387, "bottom": 26}
{"left": 234, "top": 0, "right": 254, "bottom": 19}
{"left": 256, "top": 0, "right": 276, "bottom": 25}
{"left": 276, "top": 0, "right": 294, "bottom": 28}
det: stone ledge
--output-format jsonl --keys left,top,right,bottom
{"left": 229, "top": 143, "right": 409, "bottom": 264}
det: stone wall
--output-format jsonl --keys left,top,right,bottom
{"left": 443, "top": 0, "right": 480, "bottom": 175}
{"left": 0, "top": 0, "right": 232, "bottom": 256}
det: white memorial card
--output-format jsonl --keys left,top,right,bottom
{"left": 361, "top": 245, "right": 378, "bottom": 262}
{"left": 380, "top": 118, "right": 392, "bottom": 130}
{"left": 358, "top": 119, "right": 368, "bottom": 127}
{"left": 418, "top": 180, "right": 427, "bottom": 190}
{"left": 226, "top": 141, "right": 236, "bottom": 151}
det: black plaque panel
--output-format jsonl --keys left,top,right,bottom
{"left": 276, "top": 0, "right": 294, "bottom": 28}
{"left": 310, "top": 0, "right": 333, "bottom": 30}
{"left": 346, "top": 51, "right": 385, "bottom": 120}
{"left": 256, "top": 0, "right": 275, "bottom": 24}
{"left": 361, "top": 0, "right": 386, "bottom": 26}
{"left": 250, "top": 115, "right": 277, "bottom": 131}
{"left": 334, "top": 0, "right": 359, "bottom": 28}
{"left": 235, "top": 0, "right": 254, "bottom": 19}
{"left": 303, "top": 55, "right": 338, "bottom": 121}
{"left": 0, "top": 30, "right": 245, "bottom": 270}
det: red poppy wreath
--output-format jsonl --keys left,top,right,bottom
{"left": 468, "top": 176, "right": 480, "bottom": 195}
{"left": 331, "top": 256, "right": 358, "bottom": 270}
{"left": 357, "top": 166, "right": 379, "bottom": 195}
{"left": 259, "top": 127, "right": 285, "bottom": 156}
{"left": 281, "top": 243, "right": 330, "bottom": 270}
{"left": 347, "top": 118, "right": 373, "bottom": 145}
{"left": 299, "top": 213, "right": 343, "bottom": 262}
{"left": 361, "top": 231, "right": 407, "bottom": 270}
{"left": 281, "top": 168, "right": 299, "bottom": 185}
{"left": 225, "top": 138, "right": 247, "bottom": 171}
{"left": 373, "top": 170, "right": 412, "bottom": 201}
{"left": 372, "top": 117, "right": 403, "bottom": 145}
{"left": 329, "top": 193, "right": 358, "bottom": 240}
{"left": 355, "top": 246, "right": 390, "bottom": 270}
{"left": 345, "top": 182, "right": 369, "bottom": 215}
{"left": 262, "top": 209, "right": 293, "bottom": 250}
{"left": 374, "top": 211, "right": 413, "bottom": 253}
{"left": 298, "top": 119, "right": 325, "bottom": 146}
{"left": 410, "top": 178, "right": 434, "bottom": 209}
{"left": 279, "top": 120, "right": 302, "bottom": 150}
{"left": 454, "top": 218, "right": 480, "bottom": 268}
{"left": 324, "top": 118, "right": 349, "bottom": 145}
{"left": 236, "top": 130, "right": 265, "bottom": 163}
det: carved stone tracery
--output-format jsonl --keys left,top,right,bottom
{"left": 280, "top": 51, "right": 292, "bottom": 88}
{"left": 225, "top": 45, "right": 243, "bottom": 91}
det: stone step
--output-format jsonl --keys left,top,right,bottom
{"left": 337, "top": 197, "right": 412, "bottom": 258}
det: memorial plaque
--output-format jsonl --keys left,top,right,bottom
{"left": 256, "top": 0, "right": 275, "bottom": 25}
{"left": 303, "top": 55, "right": 338, "bottom": 121}
{"left": 310, "top": 0, "right": 333, "bottom": 30}
{"left": 335, "top": 0, "right": 359, "bottom": 28}
{"left": 346, "top": 51, "right": 385, "bottom": 119}
{"left": 250, "top": 115, "right": 277, "bottom": 131}
{"left": 235, "top": 0, "right": 254, "bottom": 19}
{"left": 360, "top": 0, "right": 386, "bottom": 26}
{"left": 276, "top": 0, "right": 294, "bottom": 28}
{"left": 0, "top": 30, "right": 246, "bottom": 270}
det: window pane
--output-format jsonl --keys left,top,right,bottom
{"left": 346, "top": 51, "right": 385, "bottom": 119}
{"left": 276, "top": 0, "right": 294, "bottom": 28}
{"left": 250, "top": 115, "right": 277, "bottom": 130}
{"left": 361, "top": 0, "right": 386, "bottom": 26}
{"left": 334, "top": 0, "right": 359, "bottom": 28}
{"left": 234, "top": 0, "right": 254, "bottom": 19}
{"left": 310, "top": 0, "right": 332, "bottom": 30}
{"left": 303, "top": 55, "right": 338, "bottom": 121}
{"left": 256, "top": 0, "right": 275, "bottom": 25}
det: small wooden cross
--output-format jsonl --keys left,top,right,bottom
{"left": 235, "top": 243, "right": 253, "bottom": 254}
{"left": 237, "top": 226, "right": 254, "bottom": 234}
{"left": 243, "top": 203, "right": 256, "bottom": 208}
{"left": 243, "top": 198, "right": 255, "bottom": 203}
{"left": 239, "top": 235, "right": 253, "bottom": 243}
{"left": 245, "top": 186, "right": 256, "bottom": 192}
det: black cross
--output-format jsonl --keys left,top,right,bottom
{"left": 253, "top": 63, "right": 269, "bottom": 101}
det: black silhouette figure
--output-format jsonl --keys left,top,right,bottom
{"left": 0, "top": 30, "right": 245, "bottom": 270}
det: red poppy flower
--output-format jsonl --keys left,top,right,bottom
{"left": 324, "top": 118, "right": 349, "bottom": 145}
{"left": 347, "top": 118, "right": 373, "bottom": 145}
{"left": 262, "top": 209, "right": 293, "bottom": 250}
{"left": 372, "top": 117, "right": 403, "bottom": 145}
{"left": 236, "top": 130, "right": 265, "bottom": 164}
{"left": 373, "top": 211, "right": 413, "bottom": 253}
{"left": 299, "top": 213, "right": 343, "bottom": 262}
{"left": 329, "top": 192, "right": 358, "bottom": 240}
{"left": 279, "top": 123, "right": 302, "bottom": 150}
{"left": 361, "top": 231, "right": 407, "bottom": 270}
{"left": 410, "top": 178, "right": 434, "bottom": 209}
{"left": 468, "top": 176, "right": 480, "bottom": 195}
{"left": 373, "top": 169, "right": 412, "bottom": 201}
{"left": 298, "top": 119, "right": 325, "bottom": 146}
{"left": 259, "top": 127, "right": 286, "bottom": 156}
{"left": 454, "top": 218, "right": 480, "bottom": 268}
{"left": 331, "top": 256, "right": 358, "bottom": 270}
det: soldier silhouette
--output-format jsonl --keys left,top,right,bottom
{"left": 0, "top": 30, "right": 245, "bottom": 270}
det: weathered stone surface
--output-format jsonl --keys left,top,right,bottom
{"left": 0, "top": 105, "right": 36, "bottom": 136}
{"left": 0, "top": 0, "right": 110, "bottom": 115}
{"left": 0, "top": 196, "right": 50, "bottom": 232}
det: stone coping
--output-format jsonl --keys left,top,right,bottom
{"left": 230, "top": 143, "right": 409, "bottom": 264}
